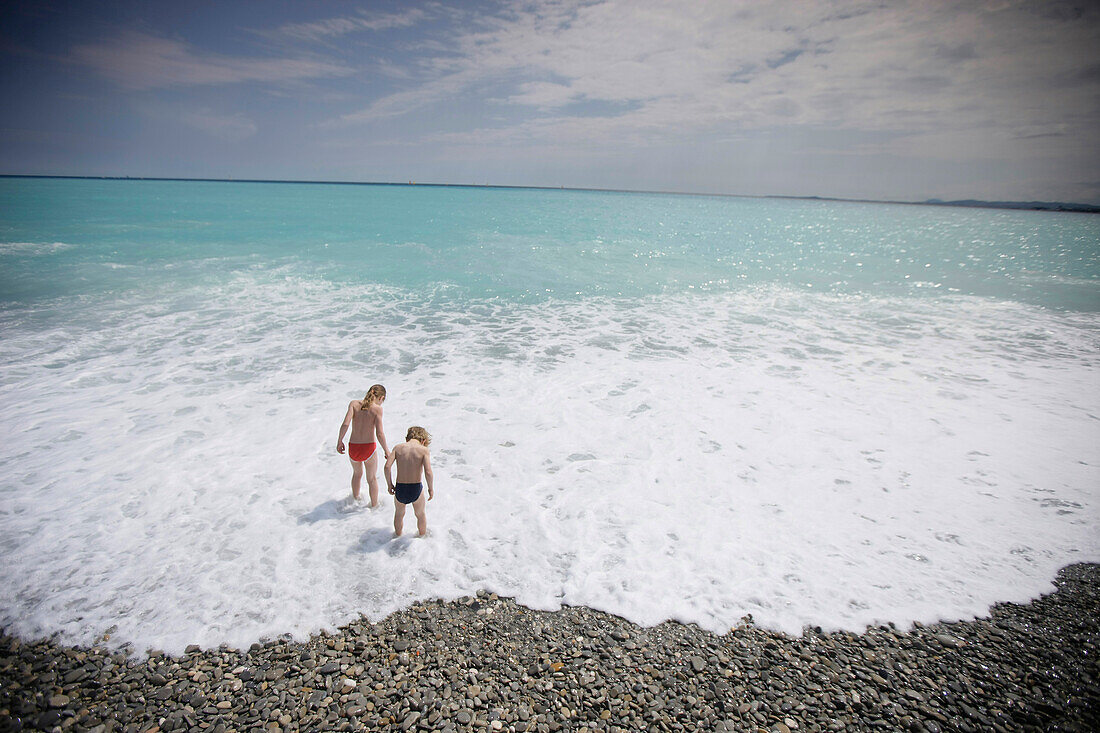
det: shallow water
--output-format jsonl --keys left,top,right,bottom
{"left": 1, "top": 178, "right": 1098, "bottom": 653}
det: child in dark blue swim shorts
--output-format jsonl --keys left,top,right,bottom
{"left": 384, "top": 426, "right": 434, "bottom": 537}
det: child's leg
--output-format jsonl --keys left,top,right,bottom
{"left": 393, "top": 501, "right": 406, "bottom": 536}
{"left": 412, "top": 492, "right": 428, "bottom": 537}
{"left": 349, "top": 458, "right": 363, "bottom": 500}
{"left": 364, "top": 451, "right": 380, "bottom": 507}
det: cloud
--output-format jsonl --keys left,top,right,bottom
{"left": 259, "top": 8, "right": 428, "bottom": 43}
{"left": 325, "top": 67, "right": 485, "bottom": 126}
{"left": 324, "top": 0, "right": 1100, "bottom": 162}
{"left": 506, "top": 81, "right": 579, "bottom": 109}
{"left": 69, "top": 30, "right": 351, "bottom": 90}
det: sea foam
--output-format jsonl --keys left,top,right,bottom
{"left": 1, "top": 274, "right": 1097, "bottom": 654}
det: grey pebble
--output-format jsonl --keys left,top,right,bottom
{"left": 1, "top": 563, "right": 1097, "bottom": 733}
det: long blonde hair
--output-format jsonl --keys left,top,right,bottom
{"left": 361, "top": 384, "right": 386, "bottom": 408}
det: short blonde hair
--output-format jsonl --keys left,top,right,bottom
{"left": 406, "top": 426, "right": 431, "bottom": 445}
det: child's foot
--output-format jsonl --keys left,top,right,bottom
{"left": 338, "top": 496, "right": 363, "bottom": 513}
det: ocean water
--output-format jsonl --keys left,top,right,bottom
{"left": 1, "top": 177, "right": 1098, "bottom": 655}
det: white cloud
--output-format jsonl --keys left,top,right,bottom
{"left": 327, "top": 0, "right": 1100, "bottom": 161}
{"left": 70, "top": 31, "right": 352, "bottom": 90}
{"left": 506, "top": 81, "right": 579, "bottom": 108}
{"left": 259, "top": 8, "right": 428, "bottom": 43}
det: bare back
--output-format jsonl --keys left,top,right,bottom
{"left": 392, "top": 440, "right": 431, "bottom": 483}
{"left": 347, "top": 401, "right": 383, "bottom": 443}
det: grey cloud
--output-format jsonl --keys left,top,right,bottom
{"left": 897, "top": 75, "right": 952, "bottom": 94}
{"left": 1076, "top": 64, "right": 1100, "bottom": 82}
{"left": 765, "top": 97, "right": 800, "bottom": 117}
{"left": 766, "top": 49, "right": 804, "bottom": 70}
{"left": 325, "top": 0, "right": 1100, "bottom": 176}
{"left": 933, "top": 42, "right": 976, "bottom": 62}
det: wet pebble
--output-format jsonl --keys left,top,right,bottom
{"left": 1, "top": 564, "right": 1097, "bottom": 732}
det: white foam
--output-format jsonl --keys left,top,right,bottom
{"left": 1, "top": 276, "right": 1097, "bottom": 654}
{"left": 0, "top": 241, "right": 72, "bottom": 256}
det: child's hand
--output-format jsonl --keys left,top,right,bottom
{"left": 428, "top": 488, "right": 434, "bottom": 501}
{"left": 336, "top": 441, "right": 345, "bottom": 454}
{"left": 387, "top": 484, "right": 395, "bottom": 495}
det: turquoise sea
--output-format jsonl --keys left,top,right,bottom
{"left": 1, "top": 177, "right": 1098, "bottom": 653}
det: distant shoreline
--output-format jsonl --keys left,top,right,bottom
{"left": 3, "top": 173, "right": 1098, "bottom": 214}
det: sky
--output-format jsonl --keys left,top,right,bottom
{"left": 2, "top": 0, "right": 1099, "bottom": 203}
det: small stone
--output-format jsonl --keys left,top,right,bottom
{"left": 690, "top": 656, "right": 705, "bottom": 672}
{"left": 319, "top": 662, "right": 340, "bottom": 674}
{"left": 491, "top": 722, "right": 503, "bottom": 731}
{"left": 934, "top": 634, "right": 964, "bottom": 648}
{"left": 37, "top": 711, "right": 62, "bottom": 729}
{"left": 457, "top": 711, "right": 472, "bottom": 724}
{"left": 49, "top": 694, "right": 71, "bottom": 707}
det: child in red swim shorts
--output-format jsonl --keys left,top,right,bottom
{"left": 336, "top": 384, "right": 390, "bottom": 507}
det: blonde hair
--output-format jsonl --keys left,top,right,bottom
{"left": 406, "top": 426, "right": 431, "bottom": 445}
{"left": 362, "top": 384, "right": 386, "bottom": 408}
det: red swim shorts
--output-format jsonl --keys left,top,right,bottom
{"left": 348, "top": 442, "right": 377, "bottom": 462}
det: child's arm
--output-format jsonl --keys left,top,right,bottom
{"left": 423, "top": 449, "right": 434, "bottom": 500}
{"left": 373, "top": 404, "right": 390, "bottom": 457}
{"left": 336, "top": 401, "right": 355, "bottom": 453}
{"left": 384, "top": 447, "right": 397, "bottom": 495}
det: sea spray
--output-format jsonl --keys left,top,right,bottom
{"left": 1, "top": 178, "right": 1097, "bottom": 653}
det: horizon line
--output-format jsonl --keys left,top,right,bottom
{"left": 2, "top": 173, "right": 1097, "bottom": 213}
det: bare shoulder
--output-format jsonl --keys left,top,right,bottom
{"left": 368, "top": 403, "right": 384, "bottom": 416}
{"left": 349, "top": 399, "right": 362, "bottom": 409}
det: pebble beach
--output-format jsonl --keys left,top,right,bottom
{"left": 2, "top": 564, "right": 1097, "bottom": 733}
